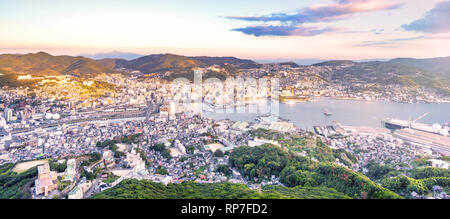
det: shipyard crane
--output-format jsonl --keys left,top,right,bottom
{"left": 413, "top": 112, "right": 429, "bottom": 123}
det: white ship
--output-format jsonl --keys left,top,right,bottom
{"left": 382, "top": 112, "right": 449, "bottom": 136}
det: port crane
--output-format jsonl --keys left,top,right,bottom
{"left": 406, "top": 112, "right": 430, "bottom": 128}
{"left": 412, "top": 112, "right": 429, "bottom": 123}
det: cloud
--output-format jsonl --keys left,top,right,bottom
{"left": 231, "top": 25, "right": 336, "bottom": 37}
{"left": 371, "top": 28, "right": 385, "bottom": 35}
{"left": 227, "top": 0, "right": 399, "bottom": 24}
{"left": 353, "top": 36, "right": 427, "bottom": 47}
{"left": 226, "top": 0, "right": 400, "bottom": 37}
{"left": 402, "top": 1, "right": 450, "bottom": 33}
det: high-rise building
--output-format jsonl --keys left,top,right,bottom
{"left": 169, "top": 102, "right": 176, "bottom": 120}
{"left": 4, "top": 108, "right": 12, "bottom": 122}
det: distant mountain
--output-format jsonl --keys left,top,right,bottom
{"left": 355, "top": 58, "right": 390, "bottom": 63}
{"left": 0, "top": 52, "right": 117, "bottom": 77}
{"left": 117, "top": 54, "right": 204, "bottom": 73}
{"left": 313, "top": 60, "right": 356, "bottom": 67}
{"left": 80, "top": 51, "right": 144, "bottom": 60}
{"left": 278, "top": 62, "right": 300, "bottom": 68}
{"left": 2, "top": 51, "right": 449, "bottom": 95}
{"left": 314, "top": 60, "right": 450, "bottom": 96}
{"left": 0, "top": 52, "right": 260, "bottom": 80}
{"left": 389, "top": 56, "right": 450, "bottom": 74}
{"left": 98, "top": 54, "right": 260, "bottom": 77}
{"left": 95, "top": 58, "right": 127, "bottom": 70}
{"left": 189, "top": 56, "right": 260, "bottom": 69}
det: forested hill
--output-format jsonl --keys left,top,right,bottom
{"left": 188, "top": 56, "right": 260, "bottom": 69}
{"left": 91, "top": 179, "right": 350, "bottom": 199}
{"left": 228, "top": 144, "right": 401, "bottom": 199}
{"left": 0, "top": 52, "right": 118, "bottom": 77}
{"left": 98, "top": 54, "right": 260, "bottom": 73}
{"left": 389, "top": 56, "right": 450, "bottom": 74}
{"left": 314, "top": 59, "right": 450, "bottom": 96}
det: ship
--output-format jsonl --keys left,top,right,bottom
{"left": 381, "top": 118, "right": 410, "bottom": 130}
{"left": 323, "top": 108, "right": 333, "bottom": 116}
{"left": 381, "top": 112, "right": 449, "bottom": 136}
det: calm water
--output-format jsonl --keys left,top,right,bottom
{"left": 203, "top": 98, "right": 450, "bottom": 131}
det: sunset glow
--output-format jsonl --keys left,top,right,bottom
{"left": 0, "top": 0, "right": 449, "bottom": 60}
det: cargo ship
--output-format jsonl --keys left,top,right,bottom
{"left": 381, "top": 118, "right": 409, "bottom": 130}
{"left": 382, "top": 114, "right": 449, "bottom": 136}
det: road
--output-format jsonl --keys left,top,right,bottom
{"left": 11, "top": 111, "right": 146, "bottom": 135}
{"left": 83, "top": 174, "right": 102, "bottom": 198}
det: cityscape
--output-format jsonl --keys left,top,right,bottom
{"left": 0, "top": 0, "right": 449, "bottom": 205}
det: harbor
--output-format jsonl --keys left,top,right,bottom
{"left": 204, "top": 97, "right": 450, "bottom": 131}
{"left": 204, "top": 98, "right": 450, "bottom": 156}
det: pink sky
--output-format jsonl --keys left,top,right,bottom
{"left": 0, "top": 0, "right": 449, "bottom": 60}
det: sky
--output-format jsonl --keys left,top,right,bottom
{"left": 0, "top": 0, "right": 450, "bottom": 61}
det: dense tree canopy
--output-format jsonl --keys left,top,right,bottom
{"left": 365, "top": 160, "right": 397, "bottom": 181}
{"left": 229, "top": 144, "right": 290, "bottom": 182}
{"left": 229, "top": 144, "right": 401, "bottom": 199}
{"left": 91, "top": 179, "right": 350, "bottom": 199}
{"left": 409, "top": 167, "right": 449, "bottom": 179}
{"left": 0, "top": 163, "right": 37, "bottom": 199}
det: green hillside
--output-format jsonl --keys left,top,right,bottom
{"left": 0, "top": 69, "right": 42, "bottom": 88}
{"left": 189, "top": 56, "right": 260, "bottom": 69}
{"left": 118, "top": 54, "right": 205, "bottom": 73}
{"left": 0, "top": 52, "right": 117, "bottom": 77}
{"left": 316, "top": 60, "right": 450, "bottom": 96}
{"left": 97, "top": 54, "right": 257, "bottom": 76}
{"left": 229, "top": 144, "right": 402, "bottom": 199}
{"left": 0, "top": 163, "right": 38, "bottom": 199}
{"left": 91, "top": 179, "right": 350, "bottom": 199}
{"left": 390, "top": 56, "right": 450, "bottom": 74}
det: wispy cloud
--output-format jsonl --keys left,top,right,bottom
{"left": 351, "top": 35, "right": 450, "bottom": 47}
{"left": 226, "top": 0, "right": 400, "bottom": 37}
{"left": 371, "top": 28, "right": 385, "bottom": 35}
{"left": 402, "top": 1, "right": 450, "bottom": 33}
{"left": 231, "top": 25, "right": 337, "bottom": 37}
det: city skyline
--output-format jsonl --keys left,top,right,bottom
{"left": 1, "top": 0, "right": 450, "bottom": 60}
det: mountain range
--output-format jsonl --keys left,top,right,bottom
{"left": 0, "top": 52, "right": 262, "bottom": 81}
{"left": 0, "top": 52, "right": 449, "bottom": 84}
{"left": 313, "top": 58, "right": 450, "bottom": 95}
{"left": 0, "top": 52, "right": 257, "bottom": 77}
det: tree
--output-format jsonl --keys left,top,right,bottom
{"left": 216, "top": 165, "right": 231, "bottom": 176}
{"left": 156, "top": 166, "right": 168, "bottom": 175}
{"left": 410, "top": 167, "right": 449, "bottom": 179}
{"left": 50, "top": 161, "right": 67, "bottom": 172}
{"left": 213, "top": 149, "right": 224, "bottom": 157}
{"left": 365, "top": 160, "right": 394, "bottom": 181}
{"left": 150, "top": 144, "right": 172, "bottom": 159}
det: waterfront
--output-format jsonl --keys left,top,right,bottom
{"left": 204, "top": 98, "right": 450, "bottom": 131}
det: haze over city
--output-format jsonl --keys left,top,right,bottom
{"left": 1, "top": 0, "right": 450, "bottom": 60}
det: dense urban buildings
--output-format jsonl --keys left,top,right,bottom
{"left": 0, "top": 60, "right": 448, "bottom": 200}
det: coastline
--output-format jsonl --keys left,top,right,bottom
{"left": 278, "top": 95, "right": 450, "bottom": 104}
